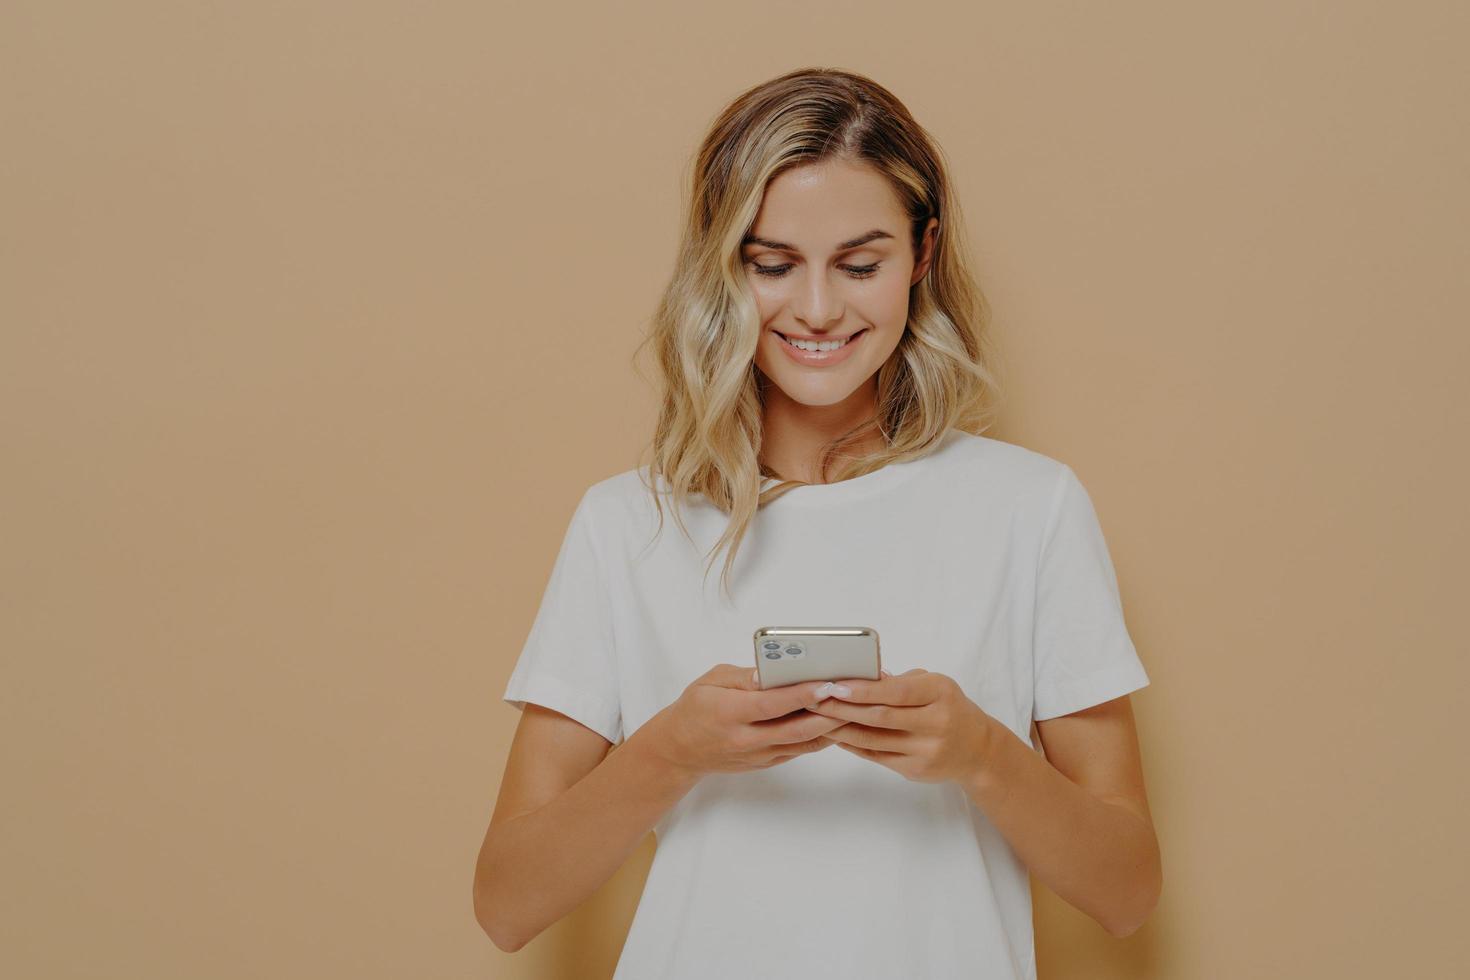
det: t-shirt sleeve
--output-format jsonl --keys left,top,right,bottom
{"left": 502, "top": 489, "right": 623, "bottom": 744}
{"left": 1031, "top": 465, "right": 1150, "bottom": 721}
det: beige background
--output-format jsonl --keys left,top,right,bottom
{"left": 3, "top": 2, "right": 1466, "bottom": 977}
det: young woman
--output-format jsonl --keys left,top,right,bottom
{"left": 474, "top": 67, "right": 1160, "bottom": 979}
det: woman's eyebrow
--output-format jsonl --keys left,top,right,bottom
{"left": 741, "top": 229, "right": 895, "bottom": 252}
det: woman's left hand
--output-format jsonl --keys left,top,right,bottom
{"left": 808, "top": 668, "right": 998, "bottom": 785}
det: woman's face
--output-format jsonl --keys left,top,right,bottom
{"left": 743, "top": 157, "right": 937, "bottom": 409}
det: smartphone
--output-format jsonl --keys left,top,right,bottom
{"left": 753, "top": 626, "right": 881, "bottom": 690}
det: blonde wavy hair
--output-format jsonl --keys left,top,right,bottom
{"left": 632, "top": 66, "right": 1005, "bottom": 598}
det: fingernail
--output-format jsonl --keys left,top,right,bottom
{"left": 829, "top": 684, "right": 852, "bottom": 698}
{"left": 813, "top": 682, "right": 834, "bottom": 700}
{"left": 752, "top": 669, "right": 759, "bottom": 684}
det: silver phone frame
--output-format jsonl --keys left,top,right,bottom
{"left": 752, "top": 625, "right": 882, "bottom": 688}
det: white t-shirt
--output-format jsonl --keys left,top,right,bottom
{"left": 502, "top": 428, "right": 1150, "bottom": 980}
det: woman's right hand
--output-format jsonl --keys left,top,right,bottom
{"left": 637, "top": 664, "right": 850, "bottom": 778}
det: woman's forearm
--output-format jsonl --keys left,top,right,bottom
{"left": 962, "top": 717, "right": 1161, "bottom": 937}
{"left": 474, "top": 724, "right": 702, "bottom": 952}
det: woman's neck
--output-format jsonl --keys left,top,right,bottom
{"left": 758, "top": 382, "right": 885, "bottom": 484}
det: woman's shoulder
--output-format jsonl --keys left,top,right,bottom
{"left": 571, "top": 465, "right": 671, "bottom": 532}
{"left": 928, "top": 428, "right": 1071, "bottom": 495}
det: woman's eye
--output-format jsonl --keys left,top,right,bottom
{"left": 750, "top": 262, "right": 881, "bottom": 280}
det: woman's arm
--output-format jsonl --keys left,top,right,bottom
{"left": 964, "top": 694, "right": 1161, "bottom": 938}
{"left": 473, "top": 705, "right": 701, "bottom": 952}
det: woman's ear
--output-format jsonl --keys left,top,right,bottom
{"left": 911, "top": 216, "right": 939, "bottom": 285}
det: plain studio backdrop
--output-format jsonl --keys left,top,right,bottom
{"left": 3, "top": 2, "right": 1466, "bottom": 978}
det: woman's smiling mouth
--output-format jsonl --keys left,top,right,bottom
{"left": 773, "top": 327, "right": 869, "bottom": 365}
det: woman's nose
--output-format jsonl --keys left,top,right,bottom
{"left": 790, "top": 274, "right": 844, "bottom": 331}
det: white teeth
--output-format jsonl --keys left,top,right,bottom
{"left": 781, "top": 332, "right": 858, "bottom": 352}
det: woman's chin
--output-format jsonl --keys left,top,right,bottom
{"left": 754, "top": 362, "right": 877, "bottom": 407}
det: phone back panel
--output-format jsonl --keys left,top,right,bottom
{"left": 753, "top": 626, "right": 881, "bottom": 689}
